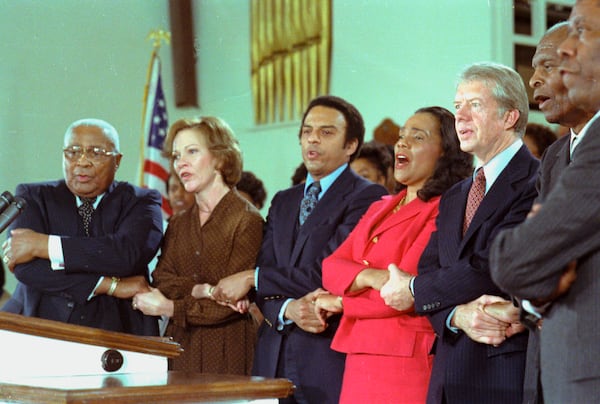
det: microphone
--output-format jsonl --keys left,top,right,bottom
{"left": 0, "top": 191, "right": 14, "bottom": 214}
{"left": 0, "top": 197, "right": 27, "bottom": 234}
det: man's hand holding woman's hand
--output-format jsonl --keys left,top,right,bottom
{"left": 191, "top": 281, "right": 251, "bottom": 313}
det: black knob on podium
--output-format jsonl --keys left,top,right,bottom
{"left": 101, "top": 349, "right": 124, "bottom": 372}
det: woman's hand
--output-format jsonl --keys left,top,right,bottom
{"left": 216, "top": 296, "right": 251, "bottom": 313}
{"left": 191, "top": 283, "right": 214, "bottom": 299}
{"left": 133, "top": 287, "right": 174, "bottom": 317}
{"left": 313, "top": 290, "right": 343, "bottom": 327}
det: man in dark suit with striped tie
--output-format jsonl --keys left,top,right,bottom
{"left": 1, "top": 118, "right": 162, "bottom": 336}
{"left": 380, "top": 62, "right": 538, "bottom": 403}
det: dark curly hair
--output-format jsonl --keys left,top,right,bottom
{"left": 237, "top": 171, "right": 267, "bottom": 209}
{"left": 354, "top": 140, "right": 394, "bottom": 182}
{"left": 524, "top": 123, "right": 557, "bottom": 158}
{"left": 291, "top": 162, "right": 308, "bottom": 186}
{"left": 414, "top": 106, "right": 473, "bottom": 201}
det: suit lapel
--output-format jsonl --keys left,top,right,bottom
{"left": 548, "top": 138, "right": 570, "bottom": 186}
{"left": 286, "top": 186, "right": 306, "bottom": 264}
{"left": 445, "top": 182, "right": 469, "bottom": 250}
{"left": 52, "top": 181, "right": 81, "bottom": 236}
{"left": 373, "top": 193, "right": 420, "bottom": 236}
{"left": 462, "top": 145, "right": 531, "bottom": 241}
{"left": 290, "top": 168, "right": 355, "bottom": 264}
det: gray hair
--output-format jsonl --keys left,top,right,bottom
{"left": 458, "top": 62, "right": 529, "bottom": 136}
{"left": 63, "top": 118, "right": 121, "bottom": 151}
{"left": 546, "top": 21, "right": 569, "bottom": 36}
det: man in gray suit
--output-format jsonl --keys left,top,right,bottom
{"left": 520, "top": 21, "right": 594, "bottom": 404}
{"left": 491, "top": 0, "right": 600, "bottom": 401}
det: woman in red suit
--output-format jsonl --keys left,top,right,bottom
{"left": 316, "top": 106, "right": 472, "bottom": 403}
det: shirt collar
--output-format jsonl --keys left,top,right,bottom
{"left": 304, "top": 163, "right": 348, "bottom": 199}
{"left": 473, "top": 138, "right": 523, "bottom": 194}
{"left": 76, "top": 193, "right": 104, "bottom": 209}
{"left": 571, "top": 110, "right": 600, "bottom": 154}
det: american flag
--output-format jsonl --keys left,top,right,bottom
{"left": 140, "top": 52, "right": 172, "bottom": 218}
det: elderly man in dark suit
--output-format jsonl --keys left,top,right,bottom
{"left": 1, "top": 118, "right": 162, "bottom": 336}
{"left": 516, "top": 21, "right": 594, "bottom": 404}
{"left": 491, "top": 1, "right": 600, "bottom": 401}
{"left": 379, "top": 62, "right": 538, "bottom": 403}
{"left": 212, "top": 95, "right": 387, "bottom": 403}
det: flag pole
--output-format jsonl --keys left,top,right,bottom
{"left": 139, "top": 29, "right": 171, "bottom": 185}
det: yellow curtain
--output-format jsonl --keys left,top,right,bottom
{"left": 251, "top": 0, "right": 332, "bottom": 125}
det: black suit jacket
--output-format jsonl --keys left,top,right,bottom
{"left": 414, "top": 144, "right": 539, "bottom": 404}
{"left": 2, "top": 180, "right": 162, "bottom": 336}
{"left": 252, "top": 166, "right": 387, "bottom": 404}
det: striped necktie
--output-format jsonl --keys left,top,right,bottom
{"left": 463, "top": 168, "right": 486, "bottom": 235}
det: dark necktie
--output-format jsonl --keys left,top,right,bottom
{"left": 78, "top": 196, "right": 97, "bottom": 236}
{"left": 299, "top": 181, "right": 321, "bottom": 225}
{"left": 463, "top": 168, "right": 486, "bottom": 235}
{"left": 570, "top": 134, "right": 578, "bottom": 161}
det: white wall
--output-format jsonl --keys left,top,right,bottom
{"left": 0, "top": 0, "right": 543, "bottom": 293}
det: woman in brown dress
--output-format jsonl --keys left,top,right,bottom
{"left": 133, "top": 116, "right": 264, "bottom": 374}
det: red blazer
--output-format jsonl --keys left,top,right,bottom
{"left": 323, "top": 190, "right": 437, "bottom": 356}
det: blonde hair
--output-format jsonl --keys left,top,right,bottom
{"left": 164, "top": 116, "right": 243, "bottom": 187}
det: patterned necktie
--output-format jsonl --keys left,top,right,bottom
{"left": 78, "top": 196, "right": 97, "bottom": 236}
{"left": 463, "top": 168, "right": 486, "bottom": 235}
{"left": 299, "top": 181, "right": 321, "bottom": 225}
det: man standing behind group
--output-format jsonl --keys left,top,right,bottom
{"left": 379, "top": 62, "right": 538, "bottom": 403}
{"left": 491, "top": 1, "right": 600, "bottom": 401}
{"left": 519, "top": 21, "right": 594, "bottom": 404}
{"left": 1, "top": 119, "right": 162, "bottom": 336}
{"left": 212, "top": 95, "right": 387, "bottom": 403}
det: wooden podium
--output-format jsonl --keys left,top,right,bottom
{"left": 0, "top": 312, "right": 294, "bottom": 403}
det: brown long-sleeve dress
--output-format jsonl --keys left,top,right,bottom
{"left": 152, "top": 190, "right": 264, "bottom": 374}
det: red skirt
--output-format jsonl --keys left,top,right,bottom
{"left": 339, "top": 332, "right": 433, "bottom": 404}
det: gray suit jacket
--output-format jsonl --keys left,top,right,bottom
{"left": 522, "top": 133, "right": 570, "bottom": 404}
{"left": 491, "top": 117, "right": 600, "bottom": 402}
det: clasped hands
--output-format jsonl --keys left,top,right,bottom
{"left": 193, "top": 282, "right": 250, "bottom": 313}
{"left": 204, "top": 269, "right": 255, "bottom": 313}
{"left": 210, "top": 270, "right": 342, "bottom": 333}
{"left": 105, "top": 268, "right": 256, "bottom": 317}
{"left": 452, "top": 295, "right": 525, "bottom": 346}
{"left": 130, "top": 277, "right": 251, "bottom": 317}
{"left": 378, "top": 264, "right": 525, "bottom": 345}
{"left": 380, "top": 263, "right": 415, "bottom": 311}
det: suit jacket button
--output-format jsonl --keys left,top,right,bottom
{"left": 362, "top": 259, "right": 369, "bottom": 266}
{"left": 372, "top": 236, "right": 378, "bottom": 244}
